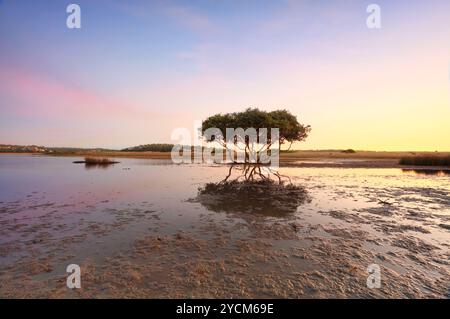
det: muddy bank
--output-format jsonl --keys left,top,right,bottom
{"left": 1, "top": 210, "right": 448, "bottom": 298}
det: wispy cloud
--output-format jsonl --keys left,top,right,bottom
{"left": 110, "top": 0, "right": 214, "bottom": 33}
{"left": 0, "top": 65, "right": 151, "bottom": 119}
{"left": 163, "top": 3, "right": 212, "bottom": 31}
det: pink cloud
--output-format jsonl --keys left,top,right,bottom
{"left": 0, "top": 65, "right": 151, "bottom": 119}
{"left": 0, "top": 65, "right": 198, "bottom": 148}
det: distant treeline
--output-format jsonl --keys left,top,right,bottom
{"left": 122, "top": 144, "right": 217, "bottom": 153}
{"left": 122, "top": 144, "right": 175, "bottom": 152}
{"left": 399, "top": 155, "right": 450, "bottom": 167}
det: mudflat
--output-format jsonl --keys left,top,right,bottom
{"left": 0, "top": 155, "right": 448, "bottom": 298}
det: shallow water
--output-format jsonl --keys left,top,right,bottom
{"left": 0, "top": 155, "right": 449, "bottom": 298}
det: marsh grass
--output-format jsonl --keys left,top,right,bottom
{"left": 73, "top": 157, "right": 120, "bottom": 166}
{"left": 399, "top": 155, "right": 450, "bottom": 167}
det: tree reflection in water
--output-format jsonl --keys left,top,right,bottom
{"left": 192, "top": 164, "right": 311, "bottom": 217}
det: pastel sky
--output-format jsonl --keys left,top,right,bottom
{"left": 0, "top": 0, "right": 449, "bottom": 150}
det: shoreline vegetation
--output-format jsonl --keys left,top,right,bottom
{"left": 73, "top": 157, "right": 120, "bottom": 165}
{"left": 399, "top": 155, "right": 450, "bottom": 167}
{"left": 1, "top": 143, "right": 450, "bottom": 169}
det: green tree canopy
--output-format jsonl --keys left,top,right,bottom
{"left": 201, "top": 108, "right": 311, "bottom": 150}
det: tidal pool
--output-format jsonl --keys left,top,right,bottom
{"left": 0, "top": 155, "right": 449, "bottom": 298}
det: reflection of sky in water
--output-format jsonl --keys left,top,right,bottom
{"left": 0, "top": 155, "right": 449, "bottom": 265}
{"left": 1, "top": 155, "right": 449, "bottom": 210}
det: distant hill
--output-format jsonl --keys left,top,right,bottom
{"left": 0, "top": 144, "right": 48, "bottom": 153}
{"left": 122, "top": 144, "right": 175, "bottom": 152}
{"left": 122, "top": 144, "right": 212, "bottom": 153}
{"left": 0, "top": 143, "right": 207, "bottom": 154}
{"left": 0, "top": 144, "right": 113, "bottom": 154}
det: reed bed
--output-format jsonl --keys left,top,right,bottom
{"left": 399, "top": 155, "right": 450, "bottom": 166}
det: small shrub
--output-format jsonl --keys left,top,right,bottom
{"left": 399, "top": 156, "right": 450, "bottom": 166}
{"left": 84, "top": 157, "right": 118, "bottom": 164}
{"left": 73, "top": 158, "right": 119, "bottom": 166}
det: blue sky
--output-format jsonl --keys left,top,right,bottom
{"left": 1, "top": 0, "right": 449, "bottom": 150}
